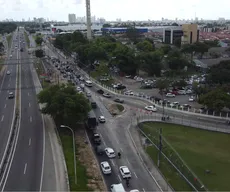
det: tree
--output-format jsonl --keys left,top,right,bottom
{"left": 126, "top": 27, "right": 141, "bottom": 43}
{"left": 0, "top": 23, "right": 17, "bottom": 34}
{"left": 193, "top": 42, "right": 209, "bottom": 58}
{"left": 181, "top": 44, "right": 195, "bottom": 61}
{"left": 35, "top": 36, "right": 43, "bottom": 46}
{"left": 136, "top": 40, "right": 154, "bottom": 52}
{"left": 208, "top": 60, "right": 230, "bottom": 84}
{"left": 35, "top": 49, "right": 44, "bottom": 58}
{"left": 161, "top": 45, "right": 172, "bottom": 55}
{"left": 138, "top": 51, "right": 162, "bottom": 76}
{"left": 167, "top": 49, "right": 189, "bottom": 70}
{"left": 0, "top": 42, "right": 4, "bottom": 56}
{"left": 198, "top": 89, "right": 230, "bottom": 112}
{"left": 37, "top": 84, "right": 91, "bottom": 126}
{"left": 87, "top": 44, "right": 107, "bottom": 64}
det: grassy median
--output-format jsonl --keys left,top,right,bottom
{"left": 141, "top": 122, "right": 230, "bottom": 191}
{"left": 0, "top": 58, "right": 3, "bottom": 71}
{"left": 6, "top": 34, "right": 12, "bottom": 48}
{"left": 24, "top": 32, "right": 30, "bottom": 47}
{"left": 58, "top": 129, "right": 91, "bottom": 191}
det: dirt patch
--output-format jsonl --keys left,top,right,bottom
{"left": 75, "top": 129, "right": 107, "bottom": 191}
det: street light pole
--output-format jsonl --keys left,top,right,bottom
{"left": 60, "top": 125, "right": 77, "bottom": 185}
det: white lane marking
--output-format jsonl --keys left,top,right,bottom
{"left": 30, "top": 116, "right": 32, "bottom": 122}
{"left": 23, "top": 163, "right": 27, "bottom": 174}
{"left": 9, "top": 77, "right": 11, "bottom": 81}
{"left": 126, "top": 158, "right": 130, "bottom": 165}
{"left": 4, "top": 104, "right": 6, "bottom": 108}
{"left": 1, "top": 115, "right": 4, "bottom": 122}
{"left": 6, "top": 97, "right": 7, "bottom": 100}
{"left": 120, "top": 148, "right": 123, "bottom": 152}
{"left": 29, "top": 102, "right": 31, "bottom": 107}
{"left": 29, "top": 138, "right": 31, "bottom": 146}
{"left": 8, "top": 84, "right": 10, "bottom": 87}
{"left": 28, "top": 92, "right": 30, "bottom": 96}
{"left": 118, "top": 175, "right": 122, "bottom": 182}
{"left": 111, "top": 159, "right": 115, "bottom": 167}
{"left": 134, "top": 172, "right": 138, "bottom": 178}
{"left": 143, "top": 188, "right": 146, "bottom": 192}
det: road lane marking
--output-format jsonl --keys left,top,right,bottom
{"left": 111, "top": 159, "right": 115, "bottom": 166}
{"left": 30, "top": 116, "right": 32, "bottom": 122}
{"left": 133, "top": 172, "right": 138, "bottom": 178}
{"left": 9, "top": 77, "right": 11, "bottom": 81}
{"left": 120, "top": 148, "right": 123, "bottom": 152}
{"left": 143, "top": 188, "right": 146, "bottom": 192}
{"left": 118, "top": 175, "right": 122, "bottom": 182}
{"left": 29, "top": 102, "right": 31, "bottom": 107}
{"left": 29, "top": 138, "right": 31, "bottom": 146}
{"left": 126, "top": 158, "right": 130, "bottom": 165}
{"left": 8, "top": 84, "right": 10, "bottom": 87}
{"left": 28, "top": 92, "right": 30, "bottom": 96}
{"left": 1, "top": 115, "right": 4, "bottom": 122}
{"left": 23, "top": 163, "right": 27, "bottom": 174}
{"left": 4, "top": 104, "right": 6, "bottom": 108}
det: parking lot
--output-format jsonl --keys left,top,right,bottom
{"left": 115, "top": 77, "right": 202, "bottom": 109}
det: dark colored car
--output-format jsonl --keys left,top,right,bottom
{"left": 95, "top": 145, "right": 104, "bottom": 155}
{"left": 114, "top": 98, "right": 124, "bottom": 103}
{"left": 97, "top": 89, "right": 104, "bottom": 94}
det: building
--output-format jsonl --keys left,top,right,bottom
{"left": 68, "top": 14, "right": 76, "bottom": 23}
{"left": 163, "top": 24, "right": 199, "bottom": 45}
{"left": 181, "top": 24, "right": 199, "bottom": 44}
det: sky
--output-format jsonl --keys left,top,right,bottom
{"left": 1, "top": 0, "right": 230, "bottom": 21}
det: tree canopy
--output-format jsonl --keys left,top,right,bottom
{"left": 0, "top": 42, "right": 4, "bottom": 56}
{"left": 0, "top": 23, "right": 17, "bottom": 34}
{"left": 37, "top": 84, "right": 91, "bottom": 126}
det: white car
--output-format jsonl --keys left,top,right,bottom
{"left": 10, "top": 55, "right": 12, "bottom": 58}
{"left": 98, "top": 116, "right": 106, "bottom": 123}
{"left": 105, "top": 147, "right": 116, "bottom": 158}
{"left": 6, "top": 70, "right": 11, "bottom": 75}
{"left": 166, "top": 93, "right": 176, "bottom": 97}
{"left": 130, "top": 190, "right": 140, "bottom": 192}
{"left": 145, "top": 105, "right": 157, "bottom": 112}
{"left": 76, "top": 87, "right": 81, "bottom": 91}
{"left": 119, "top": 166, "right": 131, "bottom": 179}
{"left": 86, "top": 91, "right": 91, "bottom": 97}
{"left": 189, "top": 96, "right": 195, "bottom": 102}
{"left": 100, "top": 161, "right": 111, "bottom": 175}
{"left": 103, "top": 93, "right": 112, "bottom": 98}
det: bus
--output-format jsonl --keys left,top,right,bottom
{"left": 85, "top": 80, "right": 93, "bottom": 87}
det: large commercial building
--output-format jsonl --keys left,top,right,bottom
{"left": 68, "top": 14, "right": 76, "bottom": 23}
{"left": 163, "top": 24, "right": 199, "bottom": 45}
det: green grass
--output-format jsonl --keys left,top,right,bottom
{"left": 6, "top": 34, "right": 12, "bottom": 48}
{"left": 24, "top": 32, "right": 30, "bottom": 47}
{"left": 90, "top": 71, "right": 114, "bottom": 86}
{"left": 115, "top": 104, "right": 124, "bottom": 112}
{"left": 141, "top": 122, "right": 230, "bottom": 191}
{"left": 58, "top": 129, "right": 91, "bottom": 191}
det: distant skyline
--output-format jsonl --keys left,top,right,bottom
{"left": 1, "top": 0, "right": 230, "bottom": 21}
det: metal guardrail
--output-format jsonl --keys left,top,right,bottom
{"left": 46, "top": 43, "right": 230, "bottom": 121}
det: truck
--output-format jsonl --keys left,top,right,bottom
{"left": 86, "top": 110, "right": 97, "bottom": 130}
{"left": 110, "top": 184, "right": 125, "bottom": 192}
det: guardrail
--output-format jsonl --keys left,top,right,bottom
{"left": 46, "top": 43, "right": 230, "bottom": 121}
{"left": 0, "top": 113, "right": 19, "bottom": 188}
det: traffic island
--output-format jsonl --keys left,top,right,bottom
{"left": 6, "top": 34, "right": 12, "bottom": 48}
{"left": 103, "top": 101, "right": 125, "bottom": 116}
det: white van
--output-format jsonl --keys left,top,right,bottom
{"left": 85, "top": 80, "right": 93, "bottom": 87}
{"left": 111, "top": 184, "right": 125, "bottom": 192}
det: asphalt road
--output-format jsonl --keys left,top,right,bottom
{"left": 2, "top": 30, "right": 44, "bottom": 191}
{"left": 0, "top": 32, "right": 17, "bottom": 172}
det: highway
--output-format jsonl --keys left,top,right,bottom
{"left": 0, "top": 32, "right": 17, "bottom": 175}
{"left": 1, "top": 29, "right": 44, "bottom": 191}
{"left": 44, "top": 41, "right": 230, "bottom": 191}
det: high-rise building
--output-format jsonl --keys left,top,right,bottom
{"left": 68, "top": 14, "right": 76, "bottom": 23}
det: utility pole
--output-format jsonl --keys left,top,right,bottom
{"left": 157, "top": 128, "right": 162, "bottom": 167}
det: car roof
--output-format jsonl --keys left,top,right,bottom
{"left": 106, "top": 147, "right": 114, "bottom": 152}
{"left": 100, "top": 116, "right": 105, "bottom": 118}
{"left": 9, "top": 92, "right": 13, "bottom": 94}
{"left": 121, "top": 166, "right": 129, "bottom": 173}
{"left": 101, "top": 161, "right": 109, "bottom": 166}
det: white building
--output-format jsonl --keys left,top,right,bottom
{"left": 68, "top": 14, "right": 76, "bottom": 23}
